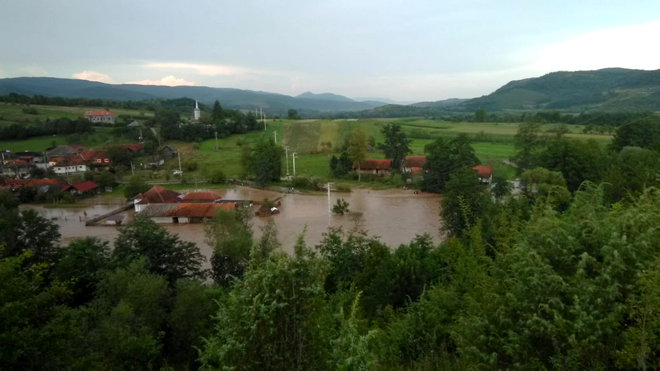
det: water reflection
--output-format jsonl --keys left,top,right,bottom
{"left": 21, "top": 186, "right": 442, "bottom": 266}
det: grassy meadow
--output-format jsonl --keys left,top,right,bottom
{"left": 0, "top": 105, "right": 614, "bottom": 184}
{"left": 163, "top": 118, "right": 612, "bottom": 181}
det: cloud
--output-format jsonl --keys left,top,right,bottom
{"left": 142, "top": 62, "right": 261, "bottom": 76}
{"left": 529, "top": 21, "right": 660, "bottom": 72}
{"left": 72, "top": 70, "right": 115, "bottom": 83}
{"left": 22, "top": 65, "right": 48, "bottom": 77}
{"left": 128, "top": 75, "right": 195, "bottom": 86}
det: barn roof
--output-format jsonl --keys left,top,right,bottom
{"left": 135, "top": 186, "right": 182, "bottom": 205}
{"left": 358, "top": 159, "right": 392, "bottom": 171}
{"left": 472, "top": 165, "right": 493, "bottom": 178}
{"left": 182, "top": 192, "right": 222, "bottom": 202}
{"left": 167, "top": 203, "right": 236, "bottom": 218}
{"left": 79, "top": 149, "right": 109, "bottom": 161}
{"left": 403, "top": 156, "right": 426, "bottom": 168}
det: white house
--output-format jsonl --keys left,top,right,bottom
{"left": 53, "top": 157, "right": 88, "bottom": 175}
{"left": 84, "top": 110, "right": 115, "bottom": 124}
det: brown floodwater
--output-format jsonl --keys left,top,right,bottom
{"left": 21, "top": 186, "right": 442, "bottom": 267}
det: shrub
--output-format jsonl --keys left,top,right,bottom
{"left": 209, "top": 170, "right": 226, "bottom": 184}
{"left": 22, "top": 107, "right": 38, "bottom": 115}
{"left": 335, "top": 184, "right": 351, "bottom": 193}
{"left": 332, "top": 198, "right": 350, "bottom": 215}
{"left": 291, "top": 176, "right": 325, "bottom": 191}
{"left": 184, "top": 161, "right": 198, "bottom": 171}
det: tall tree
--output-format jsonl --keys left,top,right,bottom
{"left": 441, "top": 167, "right": 489, "bottom": 236}
{"left": 347, "top": 128, "right": 368, "bottom": 181}
{"left": 113, "top": 216, "right": 206, "bottom": 284}
{"left": 378, "top": 123, "right": 412, "bottom": 170}
{"left": 422, "top": 134, "right": 480, "bottom": 193}
{"left": 474, "top": 107, "right": 487, "bottom": 122}
{"left": 206, "top": 208, "right": 253, "bottom": 286}
{"left": 514, "top": 122, "right": 544, "bottom": 172}
{"left": 251, "top": 137, "right": 284, "bottom": 187}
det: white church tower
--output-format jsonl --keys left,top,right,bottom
{"left": 193, "top": 100, "right": 201, "bottom": 121}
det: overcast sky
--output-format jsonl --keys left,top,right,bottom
{"left": 1, "top": 0, "right": 659, "bottom": 102}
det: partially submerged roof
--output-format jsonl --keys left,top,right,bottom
{"left": 403, "top": 156, "right": 426, "bottom": 168}
{"left": 140, "top": 203, "right": 179, "bottom": 217}
{"left": 167, "top": 203, "right": 236, "bottom": 218}
{"left": 472, "top": 165, "right": 493, "bottom": 178}
{"left": 135, "top": 186, "right": 182, "bottom": 205}
{"left": 182, "top": 192, "right": 222, "bottom": 202}
{"left": 358, "top": 159, "right": 392, "bottom": 171}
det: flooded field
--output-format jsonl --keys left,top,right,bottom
{"left": 21, "top": 186, "right": 442, "bottom": 265}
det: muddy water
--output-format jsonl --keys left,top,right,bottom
{"left": 21, "top": 186, "right": 442, "bottom": 265}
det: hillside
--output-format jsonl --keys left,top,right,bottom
{"left": 462, "top": 68, "right": 660, "bottom": 111}
{"left": 0, "top": 77, "right": 387, "bottom": 114}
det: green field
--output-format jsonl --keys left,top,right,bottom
{"left": 161, "top": 118, "right": 610, "bottom": 182}
{"left": 0, "top": 102, "right": 153, "bottom": 123}
{"left": 1, "top": 110, "right": 613, "bottom": 183}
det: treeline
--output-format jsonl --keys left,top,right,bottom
{"left": 0, "top": 93, "right": 209, "bottom": 116}
{"left": 157, "top": 100, "right": 261, "bottom": 142}
{"left": 0, "top": 117, "right": 94, "bottom": 140}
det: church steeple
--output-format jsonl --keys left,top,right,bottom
{"left": 193, "top": 100, "right": 201, "bottom": 121}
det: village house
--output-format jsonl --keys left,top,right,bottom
{"left": 53, "top": 156, "right": 88, "bottom": 175}
{"left": 472, "top": 165, "right": 494, "bottom": 185}
{"left": 1, "top": 159, "right": 33, "bottom": 178}
{"left": 46, "top": 145, "right": 84, "bottom": 157}
{"left": 15, "top": 151, "right": 47, "bottom": 169}
{"left": 133, "top": 186, "right": 182, "bottom": 212}
{"left": 62, "top": 180, "right": 99, "bottom": 196}
{"left": 84, "top": 110, "right": 115, "bottom": 124}
{"left": 354, "top": 159, "right": 392, "bottom": 175}
{"left": 167, "top": 202, "right": 236, "bottom": 223}
{"left": 159, "top": 145, "right": 178, "bottom": 159}
{"left": 79, "top": 149, "right": 112, "bottom": 168}
{"left": 402, "top": 156, "right": 426, "bottom": 174}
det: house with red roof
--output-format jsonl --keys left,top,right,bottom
{"left": 353, "top": 159, "right": 392, "bottom": 175}
{"left": 122, "top": 143, "right": 144, "bottom": 153}
{"left": 472, "top": 165, "right": 493, "bottom": 185}
{"left": 402, "top": 156, "right": 426, "bottom": 174}
{"left": 134, "top": 186, "right": 182, "bottom": 212}
{"left": 1, "top": 159, "right": 34, "bottom": 177}
{"left": 84, "top": 110, "right": 115, "bottom": 124}
{"left": 53, "top": 156, "right": 88, "bottom": 175}
{"left": 167, "top": 203, "right": 236, "bottom": 223}
{"left": 79, "top": 149, "right": 112, "bottom": 167}
{"left": 62, "top": 180, "right": 99, "bottom": 195}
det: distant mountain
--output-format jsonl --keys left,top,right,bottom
{"left": 296, "top": 91, "right": 354, "bottom": 103}
{"left": 0, "top": 77, "right": 387, "bottom": 113}
{"left": 411, "top": 98, "right": 470, "bottom": 108}
{"left": 462, "top": 68, "right": 660, "bottom": 111}
{"left": 353, "top": 97, "right": 415, "bottom": 105}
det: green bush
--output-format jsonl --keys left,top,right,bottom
{"left": 335, "top": 184, "right": 351, "bottom": 193}
{"left": 209, "top": 170, "right": 226, "bottom": 184}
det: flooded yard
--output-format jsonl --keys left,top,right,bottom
{"left": 22, "top": 186, "right": 442, "bottom": 264}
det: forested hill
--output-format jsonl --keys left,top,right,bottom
{"left": 0, "top": 77, "right": 386, "bottom": 114}
{"left": 462, "top": 68, "right": 660, "bottom": 111}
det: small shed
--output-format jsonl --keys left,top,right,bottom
{"left": 402, "top": 156, "right": 426, "bottom": 173}
{"left": 472, "top": 165, "right": 493, "bottom": 185}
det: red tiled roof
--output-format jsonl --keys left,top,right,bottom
{"left": 472, "top": 165, "right": 493, "bottom": 178}
{"left": 63, "top": 180, "right": 98, "bottom": 193}
{"left": 3, "top": 159, "right": 32, "bottom": 167}
{"left": 122, "top": 143, "right": 144, "bottom": 152}
{"left": 54, "top": 156, "right": 86, "bottom": 167}
{"left": 167, "top": 203, "right": 236, "bottom": 218}
{"left": 79, "top": 149, "right": 109, "bottom": 162}
{"left": 3, "top": 178, "right": 62, "bottom": 189}
{"left": 182, "top": 192, "right": 222, "bottom": 202}
{"left": 357, "top": 159, "right": 392, "bottom": 171}
{"left": 135, "top": 186, "right": 182, "bottom": 205}
{"left": 84, "top": 110, "right": 114, "bottom": 117}
{"left": 68, "top": 144, "right": 85, "bottom": 151}
{"left": 403, "top": 156, "right": 426, "bottom": 168}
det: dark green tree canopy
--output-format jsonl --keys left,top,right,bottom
{"left": 378, "top": 123, "right": 412, "bottom": 170}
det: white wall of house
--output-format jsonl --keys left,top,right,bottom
{"left": 148, "top": 217, "right": 173, "bottom": 224}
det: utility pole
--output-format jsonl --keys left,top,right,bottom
{"left": 261, "top": 108, "right": 266, "bottom": 130}
{"left": 327, "top": 182, "right": 333, "bottom": 216}
{"left": 177, "top": 150, "right": 182, "bottom": 174}
{"left": 274, "top": 131, "right": 277, "bottom": 144}
{"left": 285, "top": 146, "right": 290, "bottom": 176}
{"left": 292, "top": 153, "right": 297, "bottom": 177}
{"left": 130, "top": 161, "right": 135, "bottom": 176}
